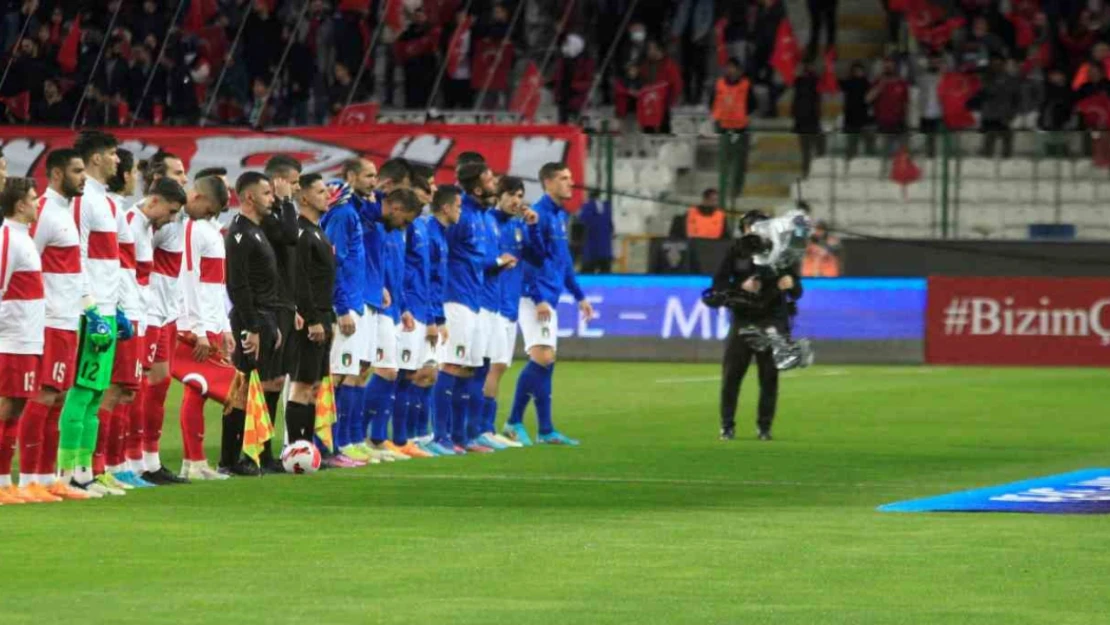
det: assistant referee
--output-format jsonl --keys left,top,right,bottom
{"left": 222, "top": 172, "right": 283, "bottom": 475}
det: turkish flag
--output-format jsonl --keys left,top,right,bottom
{"left": 332, "top": 102, "right": 381, "bottom": 126}
{"left": 636, "top": 81, "right": 669, "bottom": 130}
{"left": 57, "top": 16, "right": 81, "bottom": 74}
{"left": 770, "top": 18, "right": 799, "bottom": 86}
{"left": 890, "top": 146, "right": 922, "bottom": 193}
{"left": 184, "top": 0, "right": 218, "bottom": 34}
{"left": 938, "top": 71, "right": 980, "bottom": 130}
{"left": 470, "top": 38, "right": 514, "bottom": 91}
{"left": 714, "top": 18, "right": 728, "bottom": 67}
{"left": 817, "top": 47, "right": 838, "bottom": 94}
{"left": 509, "top": 61, "right": 542, "bottom": 121}
{"left": 446, "top": 16, "right": 472, "bottom": 76}
{"left": 1077, "top": 93, "right": 1110, "bottom": 130}
{"left": 918, "top": 17, "right": 964, "bottom": 50}
{"left": 0, "top": 91, "right": 29, "bottom": 121}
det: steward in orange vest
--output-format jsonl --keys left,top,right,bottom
{"left": 685, "top": 189, "right": 728, "bottom": 239}
{"left": 711, "top": 58, "right": 751, "bottom": 130}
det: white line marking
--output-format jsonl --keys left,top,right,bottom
{"left": 618, "top": 312, "right": 648, "bottom": 321}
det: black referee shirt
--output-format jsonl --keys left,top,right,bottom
{"left": 261, "top": 196, "right": 300, "bottom": 310}
{"left": 294, "top": 215, "right": 336, "bottom": 326}
{"left": 226, "top": 213, "right": 283, "bottom": 333}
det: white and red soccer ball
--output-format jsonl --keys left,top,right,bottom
{"left": 280, "top": 441, "right": 322, "bottom": 474}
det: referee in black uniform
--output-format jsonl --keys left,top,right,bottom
{"left": 222, "top": 171, "right": 283, "bottom": 475}
{"left": 708, "top": 232, "right": 782, "bottom": 442}
{"left": 285, "top": 173, "right": 336, "bottom": 444}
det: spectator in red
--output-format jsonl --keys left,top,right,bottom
{"left": 551, "top": 33, "right": 594, "bottom": 124}
{"left": 639, "top": 39, "right": 682, "bottom": 133}
{"left": 1076, "top": 62, "right": 1110, "bottom": 102}
{"left": 867, "top": 57, "right": 909, "bottom": 155}
{"left": 614, "top": 62, "right": 643, "bottom": 139}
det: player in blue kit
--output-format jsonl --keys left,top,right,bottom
{"left": 423, "top": 186, "right": 459, "bottom": 455}
{"left": 319, "top": 159, "right": 375, "bottom": 467}
{"left": 503, "top": 163, "right": 594, "bottom": 446}
{"left": 432, "top": 161, "right": 516, "bottom": 454}
{"left": 478, "top": 176, "right": 544, "bottom": 447}
{"left": 360, "top": 159, "right": 417, "bottom": 462}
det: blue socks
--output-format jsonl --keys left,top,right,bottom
{"left": 451, "top": 374, "right": 470, "bottom": 445}
{"left": 334, "top": 384, "right": 354, "bottom": 449}
{"left": 366, "top": 374, "right": 396, "bottom": 445}
{"left": 483, "top": 397, "right": 498, "bottom": 434}
{"left": 392, "top": 377, "right": 412, "bottom": 445}
{"left": 344, "top": 384, "right": 366, "bottom": 447}
{"left": 414, "top": 385, "right": 431, "bottom": 438}
{"left": 433, "top": 372, "right": 456, "bottom": 444}
{"left": 467, "top": 363, "right": 490, "bottom": 441}
{"left": 510, "top": 360, "right": 556, "bottom": 434}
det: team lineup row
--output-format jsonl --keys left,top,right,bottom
{"left": 0, "top": 129, "right": 590, "bottom": 504}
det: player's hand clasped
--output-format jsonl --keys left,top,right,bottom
{"left": 193, "top": 335, "right": 212, "bottom": 362}
{"left": 307, "top": 323, "right": 325, "bottom": 344}
{"left": 338, "top": 312, "right": 357, "bottom": 337}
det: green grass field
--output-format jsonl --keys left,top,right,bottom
{"left": 4, "top": 363, "right": 1110, "bottom": 625}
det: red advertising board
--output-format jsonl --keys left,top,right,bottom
{"left": 0, "top": 124, "right": 587, "bottom": 209}
{"left": 926, "top": 277, "right": 1110, "bottom": 366}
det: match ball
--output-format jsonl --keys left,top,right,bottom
{"left": 280, "top": 441, "right": 322, "bottom": 474}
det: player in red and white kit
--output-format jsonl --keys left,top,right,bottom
{"left": 20, "top": 149, "right": 90, "bottom": 501}
{"left": 0, "top": 178, "right": 50, "bottom": 505}
{"left": 177, "top": 173, "right": 234, "bottom": 480}
{"left": 138, "top": 153, "right": 191, "bottom": 485}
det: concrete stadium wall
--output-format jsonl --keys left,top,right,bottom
{"left": 841, "top": 240, "right": 1110, "bottom": 277}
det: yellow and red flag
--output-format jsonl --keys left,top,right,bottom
{"left": 314, "top": 376, "right": 337, "bottom": 453}
{"left": 242, "top": 370, "right": 274, "bottom": 467}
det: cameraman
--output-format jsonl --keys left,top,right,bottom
{"left": 708, "top": 232, "right": 780, "bottom": 441}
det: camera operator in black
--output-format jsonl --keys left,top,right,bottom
{"left": 707, "top": 232, "right": 782, "bottom": 441}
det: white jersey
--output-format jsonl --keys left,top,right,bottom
{"left": 148, "top": 214, "right": 184, "bottom": 327}
{"left": 122, "top": 201, "right": 155, "bottom": 335}
{"left": 79, "top": 177, "right": 121, "bottom": 315}
{"left": 31, "top": 187, "right": 85, "bottom": 331}
{"left": 181, "top": 217, "right": 230, "bottom": 336}
{"left": 0, "top": 221, "right": 45, "bottom": 354}
{"left": 111, "top": 193, "right": 143, "bottom": 328}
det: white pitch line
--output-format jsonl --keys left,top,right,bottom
{"left": 326, "top": 471, "right": 935, "bottom": 490}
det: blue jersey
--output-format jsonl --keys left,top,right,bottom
{"left": 358, "top": 193, "right": 386, "bottom": 311}
{"left": 401, "top": 216, "right": 434, "bottom": 325}
{"left": 492, "top": 209, "right": 545, "bottom": 322}
{"left": 444, "top": 193, "right": 495, "bottom": 312}
{"left": 424, "top": 215, "right": 448, "bottom": 324}
{"left": 522, "top": 194, "right": 585, "bottom": 306}
{"left": 478, "top": 205, "right": 503, "bottom": 313}
{"left": 381, "top": 225, "right": 406, "bottom": 323}
{"left": 319, "top": 200, "right": 368, "bottom": 316}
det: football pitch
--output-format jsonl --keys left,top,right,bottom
{"left": 5, "top": 363, "right": 1110, "bottom": 625}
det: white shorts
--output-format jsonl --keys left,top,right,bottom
{"left": 330, "top": 306, "right": 375, "bottom": 375}
{"left": 472, "top": 308, "right": 499, "bottom": 366}
{"left": 397, "top": 321, "right": 436, "bottom": 371}
{"left": 438, "top": 302, "right": 478, "bottom": 367}
{"left": 519, "top": 297, "right": 558, "bottom": 352}
{"left": 487, "top": 314, "right": 516, "bottom": 366}
{"left": 372, "top": 313, "right": 399, "bottom": 370}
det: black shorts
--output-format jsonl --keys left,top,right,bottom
{"left": 231, "top": 309, "right": 284, "bottom": 381}
{"left": 277, "top": 308, "right": 297, "bottom": 376}
{"left": 289, "top": 324, "right": 333, "bottom": 384}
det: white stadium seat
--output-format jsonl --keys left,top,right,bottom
{"left": 836, "top": 203, "right": 884, "bottom": 231}
{"left": 903, "top": 178, "right": 935, "bottom": 202}
{"left": 613, "top": 161, "right": 638, "bottom": 189}
{"left": 639, "top": 162, "right": 676, "bottom": 193}
{"left": 1072, "top": 159, "right": 1093, "bottom": 180}
{"left": 998, "top": 158, "right": 1036, "bottom": 179}
{"left": 1060, "top": 205, "right": 1110, "bottom": 230}
{"left": 1060, "top": 181, "right": 1096, "bottom": 203}
{"left": 959, "top": 203, "right": 1004, "bottom": 234}
{"left": 959, "top": 157, "right": 996, "bottom": 179}
{"left": 1096, "top": 183, "right": 1110, "bottom": 201}
{"left": 1033, "top": 181, "right": 1060, "bottom": 205}
{"left": 671, "top": 116, "right": 698, "bottom": 135}
{"left": 809, "top": 157, "right": 838, "bottom": 178}
{"left": 834, "top": 179, "right": 869, "bottom": 202}
{"left": 657, "top": 141, "right": 694, "bottom": 169}
{"left": 866, "top": 180, "right": 903, "bottom": 204}
{"left": 1004, "top": 204, "right": 1056, "bottom": 229}
{"left": 845, "top": 157, "right": 882, "bottom": 178}
{"left": 888, "top": 202, "right": 934, "bottom": 228}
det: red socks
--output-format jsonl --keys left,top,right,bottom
{"left": 0, "top": 417, "right": 18, "bottom": 477}
{"left": 126, "top": 381, "right": 146, "bottom": 464}
{"left": 107, "top": 402, "right": 130, "bottom": 469}
{"left": 180, "top": 385, "right": 207, "bottom": 462}
{"left": 17, "top": 400, "right": 49, "bottom": 476}
{"left": 41, "top": 404, "right": 61, "bottom": 476}
{"left": 142, "top": 378, "right": 171, "bottom": 454}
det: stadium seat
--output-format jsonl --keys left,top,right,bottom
{"left": 956, "top": 180, "right": 996, "bottom": 203}
{"left": 902, "top": 178, "right": 935, "bottom": 202}
{"left": 845, "top": 157, "right": 882, "bottom": 178}
{"left": 1003, "top": 204, "right": 1056, "bottom": 229}
{"left": 959, "top": 203, "right": 1004, "bottom": 235}
{"left": 887, "top": 202, "right": 934, "bottom": 228}
{"left": 959, "top": 157, "right": 996, "bottom": 179}
{"left": 809, "top": 157, "right": 838, "bottom": 178}
{"left": 866, "top": 180, "right": 903, "bottom": 204}
{"left": 1072, "top": 159, "right": 1093, "bottom": 180}
{"left": 657, "top": 141, "right": 694, "bottom": 169}
{"left": 998, "top": 158, "right": 1036, "bottom": 179}
{"left": 794, "top": 177, "right": 832, "bottom": 205}
{"left": 833, "top": 179, "right": 869, "bottom": 202}
{"left": 836, "top": 203, "right": 884, "bottom": 232}
{"left": 671, "top": 116, "right": 698, "bottom": 135}
{"left": 1060, "top": 204, "right": 1110, "bottom": 231}
{"left": 1033, "top": 181, "right": 1061, "bottom": 205}
{"left": 885, "top": 224, "right": 933, "bottom": 239}
{"left": 639, "top": 162, "right": 676, "bottom": 193}
{"left": 1060, "top": 181, "right": 1096, "bottom": 203}
{"left": 613, "top": 161, "right": 638, "bottom": 190}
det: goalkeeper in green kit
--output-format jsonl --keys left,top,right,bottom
{"left": 58, "top": 131, "right": 133, "bottom": 498}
